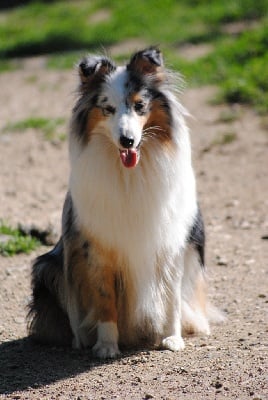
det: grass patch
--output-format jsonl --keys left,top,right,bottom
{"left": 0, "top": 0, "right": 266, "bottom": 57}
{"left": 204, "top": 23, "right": 268, "bottom": 113}
{"left": 217, "top": 109, "right": 240, "bottom": 124}
{"left": 202, "top": 131, "right": 238, "bottom": 153}
{"left": 0, "top": 0, "right": 268, "bottom": 112}
{"left": 214, "top": 132, "right": 238, "bottom": 145}
{"left": 209, "top": 132, "right": 237, "bottom": 149}
{"left": 3, "top": 116, "right": 66, "bottom": 141}
{"left": 0, "top": 59, "right": 17, "bottom": 72}
{"left": 0, "top": 223, "right": 40, "bottom": 256}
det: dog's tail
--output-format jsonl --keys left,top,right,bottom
{"left": 27, "top": 238, "right": 73, "bottom": 346}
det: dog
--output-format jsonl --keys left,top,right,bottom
{"left": 28, "top": 47, "right": 218, "bottom": 359}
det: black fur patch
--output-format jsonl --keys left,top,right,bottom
{"left": 188, "top": 207, "right": 205, "bottom": 267}
{"left": 75, "top": 108, "right": 89, "bottom": 139}
{"left": 79, "top": 56, "right": 116, "bottom": 80}
{"left": 126, "top": 71, "right": 144, "bottom": 93}
{"left": 62, "top": 193, "right": 77, "bottom": 240}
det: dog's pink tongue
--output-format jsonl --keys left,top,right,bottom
{"left": 119, "top": 149, "right": 138, "bottom": 168}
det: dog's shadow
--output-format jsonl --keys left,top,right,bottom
{"left": 0, "top": 337, "right": 128, "bottom": 395}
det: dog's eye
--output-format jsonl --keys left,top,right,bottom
{"left": 134, "top": 101, "right": 145, "bottom": 113}
{"left": 102, "top": 105, "right": 115, "bottom": 116}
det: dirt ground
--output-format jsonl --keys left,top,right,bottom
{"left": 0, "top": 57, "right": 267, "bottom": 400}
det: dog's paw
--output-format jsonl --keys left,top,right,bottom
{"left": 162, "top": 335, "right": 185, "bottom": 351}
{"left": 92, "top": 321, "right": 120, "bottom": 358}
{"left": 92, "top": 340, "right": 120, "bottom": 359}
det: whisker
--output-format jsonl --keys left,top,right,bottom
{"left": 142, "top": 126, "right": 166, "bottom": 143}
{"left": 141, "top": 132, "right": 158, "bottom": 145}
{"left": 143, "top": 125, "right": 164, "bottom": 134}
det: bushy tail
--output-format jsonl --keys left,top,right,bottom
{"left": 27, "top": 239, "right": 72, "bottom": 346}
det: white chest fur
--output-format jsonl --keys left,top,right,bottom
{"left": 70, "top": 134, "right": 195, "bottom": 255}
{"left": 69, "top": 130, "right": 197, "bottom": 326}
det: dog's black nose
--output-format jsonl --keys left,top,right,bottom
{"left": 120, "top": 135, "right": 134, "bottom": 149}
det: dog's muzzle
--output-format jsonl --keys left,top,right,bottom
{"left": 119, "top": 134, "right": 140, "bottom": 168}
{"left": 119, "top": 135, "right": 134, "bottom": 149}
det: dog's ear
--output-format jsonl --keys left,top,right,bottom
{"left": 78, "top": 56, "right": 116, "bottom": 88}
{"left": 127, "top": 47, "right": 164, "bottom": 82}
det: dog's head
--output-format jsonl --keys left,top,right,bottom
{"left": 74, "top": 47, "right": 173, "bottom": 168}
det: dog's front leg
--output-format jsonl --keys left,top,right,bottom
{"left": 162, "top": 256, "right": 185, "bottom": 351}
{"left": 161, "top": 295, "right": 185, "bottom": 351}
{"left": 91, "top": 266, "right": 120, "bottom": 359}
{"left": 65, "top": 239, "right": 120, "bottom": 357}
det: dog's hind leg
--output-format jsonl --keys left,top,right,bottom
{"left": 181, "top": 208, "right": 210, "bottom": 336}
{"left": 181, "top": 249, "right": 210, "bottom": 336}
{"left": 28, "top": 239, "right": 73, "bottom": 345}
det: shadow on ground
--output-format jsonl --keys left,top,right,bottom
{"left": 0, "top": 337, "right": 120, "bottom": 395}
{"left": 1, "top": 35, "right": 114, "bottom": 59}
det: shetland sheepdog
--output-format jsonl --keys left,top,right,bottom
{"left": 28, "top": 47, "right": 218, "bottom": 359}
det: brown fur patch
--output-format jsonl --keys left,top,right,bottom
{"left": 87, "top": 240, "right": 120, "bottom": 324}
{"left": 129, "top": 92, "right": 143, "bottom": 105}
{"left": 69, "top": 236, "right": 120, "bottom": 324}
{"left": 194, "top": 272, "right": 207, "bottom": 315}
{"left": 91, "top": 265, "right": 118, "bottom": 323}
{"left": 66, "top": 242, "right": 92, "bottom": 313}
{"left": 182, "top": 272, "right": 208, "bottom": 336}
{"left": 86, "top": 107, "right": 105, "bottom": 139}
{"left": 89, "top": 237, "right": 122, "bottom": 268}
{"left": 144, "top": 99, "right": 172, "bottom": 145}
{"left": 85, "top": 236, "right": 141, "bottom": 345}
{"left": 127, "top": 48, "right": 165, "bottom": 83}
{"left": 134, "top": 57, "right": 156, "bottom": 74}
{"left": 78, "top": 56, "right": 115, "bottom": 90}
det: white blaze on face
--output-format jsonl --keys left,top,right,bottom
{"left": 115, "top": 104, "right": 142, "bottom": 168}
{"left": 102, "top": 67, "right": 143, "bottom": 168}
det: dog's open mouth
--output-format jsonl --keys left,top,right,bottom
{"left": 119, "top": 148, "right": 140, "bottom": 168}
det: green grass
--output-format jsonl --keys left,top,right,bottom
{"left": 217, "top": 109, "right": 240, "bottom": 124}
{"left": 214, "top": 132, "right": 238, "bottom": 146}
{"left": 0, "top": 0, "right": 268, "bottom": 112}
{"left": 3, "top": 117, "right": 66, "bottom": 140}
{"left": 202, "top": 131, "right": 238, "bottom": 153}
{"left": 189, "top": 21, "right": 268, "bottom": 113}
{"left": 0, "top": 223, "right": 40, "bottom": 257}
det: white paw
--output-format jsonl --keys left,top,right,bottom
{"left": 92, "top": 340, "right": 120, "bottom": 359}
{"left": 162, "top": 335, "right": 185, "bottom": 351}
